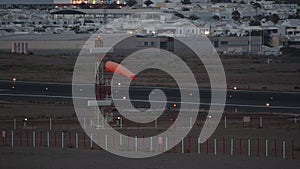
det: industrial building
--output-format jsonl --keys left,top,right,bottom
{"left": 0, "top": 0, "right": 125, "bottom": 9}
{"left": 0, "top": 0, "right": 54, "bottom": 9}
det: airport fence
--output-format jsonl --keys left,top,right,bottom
{"left": 0, "top": 115, "right": 299, "bottom": 131}
{"left": 0, "top": 129, "right": 298, "bottom": 160}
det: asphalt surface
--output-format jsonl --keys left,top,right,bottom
{"left": 0, "top": 147, "right": 299, "bottom": 169}
{"left": 0, "top": 80, "right": 300, "bottom": 113}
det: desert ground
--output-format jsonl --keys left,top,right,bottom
{"left": 0, "top": 51, "right": 300, "bottom": 91}
{"left": 0, "top": 50, "right": 299, "bottom": 169}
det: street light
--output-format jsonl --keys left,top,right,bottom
{"left": 173, "top": 103, "right": 177, "bottom": 108}
{"left": 23, "top": 117, "right": 28, "bottom": 127}
{"left": 12, "top": 77, "right": 16, "bottom": 89}
{"left": 233, "top": 86, "right": 238, "bottom": 90}
{"left": 265, "top": 102, "right": 270, "bottom": 107}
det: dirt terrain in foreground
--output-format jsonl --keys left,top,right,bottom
{"left": 0, "top": 52, "right": 300, "bottom": 91}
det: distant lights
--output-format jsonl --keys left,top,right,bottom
{"left": 265, "top": 102, "right": 270, "bottom": 107}
{"left": 233, "top": 86, "right": 238, "bottom": 90}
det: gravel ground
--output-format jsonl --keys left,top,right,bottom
{"left": 0, "top": 147, "right": 299, "bottom": 169}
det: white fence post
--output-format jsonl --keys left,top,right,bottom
{"left": 120, "top": 117, "right": 123, "bottom": 129}
{"left": 13, "top": 118, "right": 16, "bottom": 130}
{"left": 282, "top": 141, "right": 286, "bottom": 159}
{"left": 198, "top": 137, "right": 201, "bottom": 154}
{"left": 265, "top": 139, "right": 268, "bottom": 157}
{"left": 248, "top": 139, "right": 251, "bottom": 157}
{"left": 33, "top": 131, "right": 36, "bottom": 148}
{"left": 231, "top": 138, "right": 234, "bottom": 155}
{"left": 259, "top": 117, "right": 263, "bottom": 128}
{"left": 11, "top": 131, "right": 14, "bottom": 147}
{"left": 61, "top": 132, "right": 64, "bottom": 148}
{"left": 165, "top": 137, "right": 168, "bottom": 151}
{"left": 150, "top": 137, "right": 153, "bottom": 152}
{"left": 90, "top": 119, "right": 93, "bottom": 127}
{"left": 90, "top": 133, "right": 93, "bottom": 149}
{"left": 47, "top": 132, "right": 50, "bottom": 147}
{"left": 214, "top": 138, "right": 217, "bottom": 155}
{"left": 119, "top": 134, "right": 122, "bottom": 146}
{"left": 181, "top": 137, "right": 184, "bottom": 154}
{"left": 135, "top": 136, "right": 138, "bottom": 152}
{"left": 83, "top": 117, "right": 86, "bottom": 129}
{"left": 105, "top": 134, "right": 108, "bottom": 150}
{"left": 49, "top": 117, "right": 52, "bottom": 131}
{"left": 75, "top": 133, "right": 78, "bottom": 149}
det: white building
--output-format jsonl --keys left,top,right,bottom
{"left": 0, "top": 0, "right": 54, "bottom": 9}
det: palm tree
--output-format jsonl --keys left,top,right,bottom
{"left": 232, "top": 10, "right": 241, "bottom": 21}
{"left": 126, "top": 0, "right": 138, "bottom": 7}
{"left": 144, "top": 0, "right": 154, "bottom": 7}
{"left": 270, "top": 14, "right": 280, "bottom": 24}
{"left": 251, "top": 2, "right": 262, "bottom": 18}
{"left": 181, "top": 0, "right": 191, "bottom": 5}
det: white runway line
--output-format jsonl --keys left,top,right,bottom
{"left": 1, "top": 93, "right": 300, "bottom": 110}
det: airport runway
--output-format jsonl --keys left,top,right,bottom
{"left": 0, "top": 80, "right": 300, "bottom": 113}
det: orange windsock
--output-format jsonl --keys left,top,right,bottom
{"left": 105, "top": 61, "right": 136, "bottom": 80}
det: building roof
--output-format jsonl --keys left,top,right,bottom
{"left": 50, "top": 10, "right": 86, "bottom": 15}
{"left": 0, "top": 0, "right": 53, "bottom": 5}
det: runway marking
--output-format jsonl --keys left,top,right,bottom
{"left": 1, "top": 80, "right": 300, "bottom": 95}
{"left": 1, "top": 93, "right": 300, "bottom": 110}
{"left": 115, "top": 99, "right": 300, "bottom": 110}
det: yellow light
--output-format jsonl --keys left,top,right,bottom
{"left": 92, "top": 0, "right": 96, "bottom": 4}
{"left": 173, "top": 104, "right": 177, "bottom": 108}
